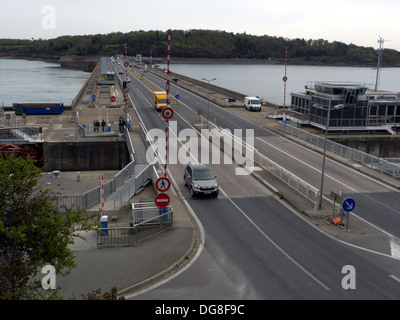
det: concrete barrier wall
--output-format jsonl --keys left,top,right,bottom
{"left": 331, "top": 137, "right": 400, "bottom": 158}
{"left": 42, "top": 140, "right": 129, "bottom": 172}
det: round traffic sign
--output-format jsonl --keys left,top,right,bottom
{"left": 156, "top": 177, "right": 171, "bottom": 192}
{"left": 162, "top": 107, "right": 174, "bottom": 120}
{"left": 342, "top": 198, "right": 356, "bottom": 213}
{"left": 110, "top": 96, "right": 116, "bottom": 102}
{"left": 155, "top": 193, "right": 170, "bottom": 208}
{"left": 175, "top": 94, "right": 180, "bottom": 100}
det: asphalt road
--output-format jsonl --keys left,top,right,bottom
{"left": 115, "top": 63, "right": 400, "bottom": 299}
{"left": 141, "top": 68, "right": 400, "bottom": 241}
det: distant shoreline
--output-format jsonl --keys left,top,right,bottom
{"left": 2, "top": 54, "right": 399, "bottom": 70}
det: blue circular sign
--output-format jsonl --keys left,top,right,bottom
{"left": 342, "top": 198, "right": 356, "bottom": 213}
{"left": 175, "top": 94, "right": 180, "bottom": 100}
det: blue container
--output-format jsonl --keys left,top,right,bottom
{"left": 13, "top": 103, "right": 64, "bottom": 115}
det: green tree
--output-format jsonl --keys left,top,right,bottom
{"left": 0, "top": 155, "right": 97, "bottom": 300}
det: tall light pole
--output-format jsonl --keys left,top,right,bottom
{"left": 318, "top": 103, "right": 345, "bottom": 209}
{"left": 375, "top": 37, "right": 384, "bottom": 92}
{"left": 201, "top": 77, "right": 216, "bottom": 128}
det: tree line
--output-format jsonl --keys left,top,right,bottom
{"left": 1, "top": 29, "right": 400, "bottom": 66}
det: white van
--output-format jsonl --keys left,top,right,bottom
{"left": 244, "top": 97, "right": 261, "bottom": 112}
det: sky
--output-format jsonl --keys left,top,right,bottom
{"left": 0, "top": 0, "right": 399, "bottom": 51}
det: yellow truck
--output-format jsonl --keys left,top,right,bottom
{"left": 153, "top": 91, "right": 167, "bottom": 111}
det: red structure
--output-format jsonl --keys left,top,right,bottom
{"left": 0, "top": 144, "right": 44, "bottom": 167}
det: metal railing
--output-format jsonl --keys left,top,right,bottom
{"left": 278, "top": 121, "right": 400, "bottom": 178}
{"left": 201, "top": 122, "right": 319, "bottom": 205}
{"left": 131, "top": 202, "right": 172, "bottom": 225}
{"left": 53, "top": 120, "right": 159, "bottom": 211}
{"left": 96, "top": 209, "right": 173, "bottom": 248}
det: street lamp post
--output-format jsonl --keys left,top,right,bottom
{"left": 318, "top": 103, "right": 345, "bottom": 210}
{"left": 201, "top": 77, "right": 216, "bottom": 128}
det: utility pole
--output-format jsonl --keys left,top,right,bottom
{"left": 375, "top": 37, "right": 384, "bottom": 92}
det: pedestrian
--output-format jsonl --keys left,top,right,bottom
{"left": 95, "top": 120, "right": 100, "bottom": 132}
{"left": 101, "top": 119, "right": 106, "bottom": 132}
{"left": 119, "top": 119, "right": 123, "bottom": 133}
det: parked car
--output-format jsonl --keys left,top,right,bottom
{"left": 184, "top": 163, "right": 219, "bottom": 198}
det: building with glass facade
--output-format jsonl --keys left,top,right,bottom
{"left": 289, "top": 81, "right": 400, "bottom": 134}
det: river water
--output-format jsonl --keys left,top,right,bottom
{"left": 1, "top": 58, "right": 399, "bottom": 107}
{"left": 162, "top": 63, "right": 400, "bottom": 106}
{"left": 0, "top": 58, "right": 90, "bottom": 106}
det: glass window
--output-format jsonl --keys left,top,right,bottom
{"left": 343, "top": 106, "right": 355, "bottom": 119}
{"left": 330, "top": 108, "right": 342, "bottom": 119}
{"left": 355, "top": 106, "right": 367, "bottom": 119}
{"left": 378, "top": 105, "right": 386, "bottom": 116}
{"left": 369, "top": 105, "right": 377, "bottom": 116}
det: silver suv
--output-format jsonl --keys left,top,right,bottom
{"left": 184, "top": 163, "right": 219, "bottom": 198}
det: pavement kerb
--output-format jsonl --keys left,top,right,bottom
{"left": 118, "top": 164, "right": 203, "bottom": 297}
{"left": 118, "top": 225, "right": 198, "bottom": 297}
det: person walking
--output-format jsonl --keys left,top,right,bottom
{"left": 101, "top": 119, "right": 106, "bottom": 132}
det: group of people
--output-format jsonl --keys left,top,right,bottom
{"left": 93, "top": 119, "right": 107, "bottom": 132}
{"left": 91, "top": 118, "right": 130, "bottom": 133}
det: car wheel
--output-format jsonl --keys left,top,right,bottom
{"left": 190, "top": 187, "right": 196, "bottom": 198}
{"left": 184, "top": 176, "right": 187, "bottom": 186}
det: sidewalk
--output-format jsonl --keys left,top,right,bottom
{"left": 55, "top": 178, "right": 197, "bottom": 299}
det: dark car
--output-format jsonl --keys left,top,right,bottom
{"left": 184, "top": 163, "right": 219, "bottom": 198}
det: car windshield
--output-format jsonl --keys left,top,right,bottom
{"left": 251, "top": 100, "right": 261, "bottom": 105}
{"left": 193, "top": 169, "right": 214, "bottom": 180}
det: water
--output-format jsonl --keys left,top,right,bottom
{"left": 162, "top": 63, "right": 400, "bottom": 106}
{"left": 0, "top": 59, "right": 90, "bottom": 106}
{"left": 1, "top": 59, "right": 399, "bottom": 107}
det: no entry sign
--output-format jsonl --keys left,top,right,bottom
{"left": 155, "top": 193, "right": 170, "bottom": 208}
{"left": 110, "top": 96, "right": 116, "bottom": 102}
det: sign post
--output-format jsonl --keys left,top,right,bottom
{"left": 342, "top": 198, "right": 356, "bottom": 231}
{"left": 155, "top": 32, "right": 173, "bottom": 210}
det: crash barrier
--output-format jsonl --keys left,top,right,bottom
{"left": 278, "top": 121, "right": 400, "bottom": 179}
{"left": 96, "top": 209, "right": 173, "bottom": 248}
{"left": 200, "top": 121, "right": 319, "bottom": 205}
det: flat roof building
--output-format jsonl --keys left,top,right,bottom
{"left": 287, "top": 81, "right": 400, "bottom": 134}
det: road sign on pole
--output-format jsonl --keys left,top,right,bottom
{"left": 342, "top": 198, "right": 356, "bottom": 213}
{"left": 110, "top": 96, "right": 116, "bottom": 102}
{"left": 162, "top": 107, "right": 174, "bottom": 120}
{"left": 156, "top": 177, "right": 171, "bottom": 193}
{"left": 155, "top": 193, "right": 170, "bottom": 208}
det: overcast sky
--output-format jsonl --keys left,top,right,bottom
{"left": 1, "top": 0, "right": 399, "bottom": 51}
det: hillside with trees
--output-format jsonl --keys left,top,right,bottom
{"left": 1, "top": 29, "right": 400, "bottom": 67}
